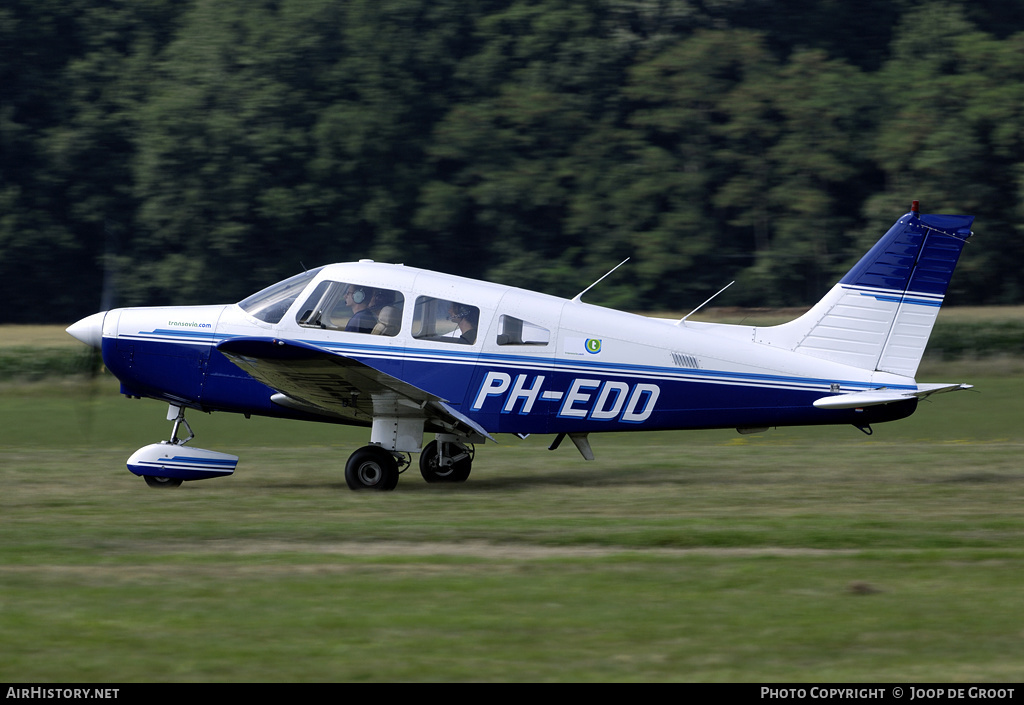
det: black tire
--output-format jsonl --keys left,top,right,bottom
{"left": 419, "top": 440, "right": 472, "bottom": 483}
{"left": 345, "top": 446, "right": 400, "bottom": 491}
{"left": 143, "top": 475, "right": 183, "bottom": 488}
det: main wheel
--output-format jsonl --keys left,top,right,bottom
{"left": 419, "top": 440, "right": 472, "bottom": 483}
{"left": 144, "top": 475, "right": 183, "bottom": 488}
{"left": 345, "top": 446, "right": 400, "bottom": 491}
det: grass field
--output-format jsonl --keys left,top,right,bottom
{"left": 1, "top": 321, "right": 1023, "bottom": 682}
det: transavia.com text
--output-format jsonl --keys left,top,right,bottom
{"left": 7, "top": 689, "right": 119, "bottom": 699}
{"left": 761, "top": 688, "right": 1016, "bottom": 700}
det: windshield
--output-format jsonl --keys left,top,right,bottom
{"left": 238, "top": 267, "right": 324, "bottom": 324}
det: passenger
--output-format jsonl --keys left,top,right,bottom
{"left": 370, "top": 289, "right": 402, "bottom": 336}
{"left": 448, "top": 303, "right": 478, "bottom": 344}
{"left": 343, "top": 285, "right": 378, "bottom": 333}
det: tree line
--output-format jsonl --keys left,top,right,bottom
{"left": 3, "top": 0, "right": 1024, "bottom": 324}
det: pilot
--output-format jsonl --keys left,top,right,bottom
{"left": 448, "top": 303, "right": 478, "bottom": 344}
{"left": 344, "top": 285, "right": 378, "bottom": 333}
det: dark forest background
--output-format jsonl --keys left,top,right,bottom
{"left": 4, "top": 0, "right": 1024, "bottom": 323}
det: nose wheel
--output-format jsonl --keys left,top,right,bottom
{"left": 144, "top": 475, "right": 182, "bottom": 488}
{"left": 140, "top": 405, "right": 195, "bottom": 489}
{"left": 129, "top": 404, "right": 238, "bottom": 488}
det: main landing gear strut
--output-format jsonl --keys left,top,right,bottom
{"left": 419, "top": 438, "right": 473, "bottom": 483}
{"left": 343, "top": 434, "right": 474, "bottom": 491}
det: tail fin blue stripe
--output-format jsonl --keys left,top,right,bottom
{"left": 840, "top": 212, "right": 973, "bottom": 297}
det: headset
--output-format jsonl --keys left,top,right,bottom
{"left": 448, "top": 303, "right": 476, "bottom": 322}
{"left": 347, "top": 286, "right": 370, "bottom": 305}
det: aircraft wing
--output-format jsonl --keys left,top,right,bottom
{"left": 812, "top": 383, "right": 973, "bottom": 410}
{"left": 216, "top": 337, "right": 494, "bottom": 441}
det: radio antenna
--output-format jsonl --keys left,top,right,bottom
{"left": 571, "top": 258, "right": 629, "bottom": 303}
{"left": 678, "top": 281, "right": 735, "bottom": 324}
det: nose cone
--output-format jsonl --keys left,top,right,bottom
{"left": 67, "top": 311, "right": 107, "bottom": 349}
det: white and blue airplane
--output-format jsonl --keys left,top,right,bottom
{"left": 67, "top": 202, "right": 974, "bottom": 491}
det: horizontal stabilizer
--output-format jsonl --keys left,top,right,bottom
{"left": 813, "top": 383, "right": 972, "bottom": 410}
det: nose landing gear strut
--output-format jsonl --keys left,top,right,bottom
{"left": 126, "top": 404, "right": 239, "bottom": 488}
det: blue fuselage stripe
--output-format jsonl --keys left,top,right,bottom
{"left": 104, "top": 333, "right": 917, "bottom": 434}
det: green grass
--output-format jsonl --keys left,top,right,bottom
{"left": 2, "top": 368, "right": 1023, "bottom": 682}
{"left": 2, "top": 319, "right": 1023, "bottom": 681}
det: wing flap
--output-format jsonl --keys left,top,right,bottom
{"left": 217, "top": 337, "right": 492, "bottom": 440}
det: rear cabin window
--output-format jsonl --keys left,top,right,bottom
{"left": 412, "top": 297, "right": 480, "bottom": 345}
{"left": 295, "top": 281, "right": 404, "bottom": 336}
{"left": 496, "top": 315, "right": 550, "bottom": 346}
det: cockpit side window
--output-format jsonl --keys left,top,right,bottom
{"left": 412, "top": 297, "right": 480, "bottom": 345}
{"left": 296, "top": 280, "right": 404, "bottom": 336}
{"left": 238, "top": 267, "right": 323, "bottom": 324}
{"left": 496, "top": 315, "right": 550, "bottom": 346}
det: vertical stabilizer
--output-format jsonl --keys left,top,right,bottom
{"left": 756, "top": 205, "right": 973, "bottom": 377}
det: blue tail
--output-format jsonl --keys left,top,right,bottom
{"left": 759, "top": 203, "right": 973, "bottom": 377}
{"left": 841, "top": 203, "right": 973, "bottom": 300}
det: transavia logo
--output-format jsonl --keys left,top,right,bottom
{"left": 168, "top": 320, "right": 213, "bottom": 329}
{"left": 565, "top": 337, "right": 605, "bottom": 357}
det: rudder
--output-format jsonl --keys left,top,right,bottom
{"left": 757, "top": 203, "right": 973, "bottom": 377}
